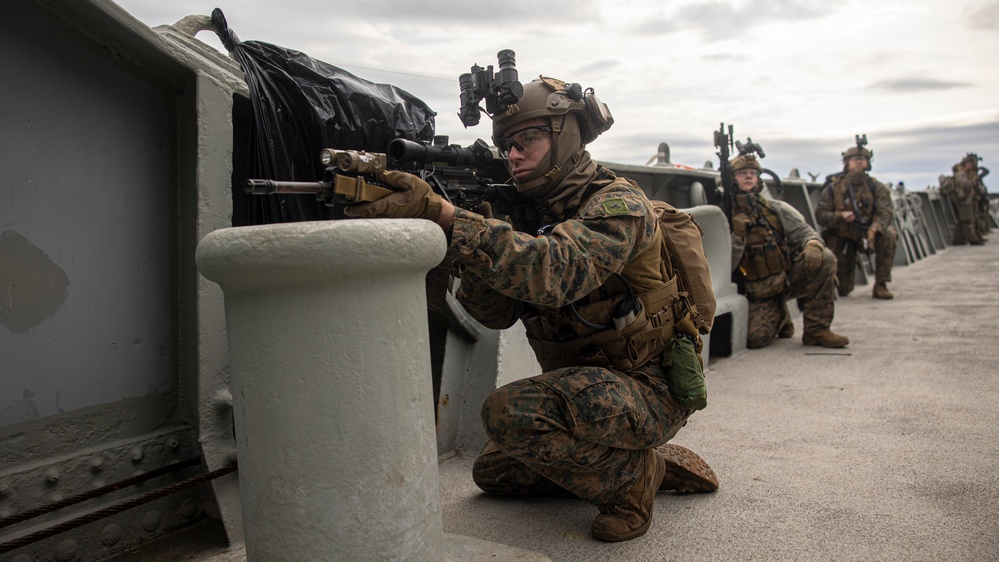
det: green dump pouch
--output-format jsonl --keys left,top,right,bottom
{"left": 662, "top": 334, "right": 707, "bottom": 411}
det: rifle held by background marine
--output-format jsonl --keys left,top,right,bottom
{"left": 714, "top": 123, "right": 735, "bottom": 228}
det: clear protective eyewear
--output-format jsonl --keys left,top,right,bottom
{"left": 497, "top": 125, "right": 552, "bottom": 156}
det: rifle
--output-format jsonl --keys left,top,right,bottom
{"left": 246, "top": 137, "right": 529, "bottom": 313}
{"left": 845, "top": 182, "right": 873, "bottom": 256}
{"left": 248, "top": 47, "right": 527, "bottom": 218}
{"left": 713, "top": 123, "right": 735, "bottom": 228}
{"left": 246, "top": 136, "right": 522, "bottom": 217}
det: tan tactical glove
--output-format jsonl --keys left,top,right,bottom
{"left": 343, "top": 170, "right": 442, "bottom": 221}
{"left": 866, "top": 223, "right": 879, "bottom": 249}
{"left": 802, "top": 239, "right": 824, "bottom": 270}
{"left": 731, "top": 213, "right": 751, "bottom": 239}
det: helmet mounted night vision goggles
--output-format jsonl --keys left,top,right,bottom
{"left": 730, "top": 137, "right": 766, "bottom": 174}
{"left": 458, "top": 49, "right": 524, "bottom": 128}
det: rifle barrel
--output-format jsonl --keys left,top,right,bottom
{"left": 245, "top": 179, "right": 325, "bottom": 195}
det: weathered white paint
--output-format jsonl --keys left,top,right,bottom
{"left": 196, "top": 219, "right": 446, "bottom": 561}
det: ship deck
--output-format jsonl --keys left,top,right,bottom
{"left": 108, "top": 239, "right": 999, "bottom": 561}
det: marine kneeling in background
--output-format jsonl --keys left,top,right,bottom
{"left": 729, "top": 154, "right": 849, "bottom": 349}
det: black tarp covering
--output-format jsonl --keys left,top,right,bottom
{"left": 210, "top": 9, "right": 437, "bottom": 225}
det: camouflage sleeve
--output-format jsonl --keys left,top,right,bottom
{"left": 939, "top": 176, "right": 955, "bottom": 197}
{"left": 814, "top": 184, "right": 837, "bottom": 230}
{"left": 731, "top": 232, "right": 745, "bottom": 273}
{"left": 872, "top": 180, "right": 894, "bottom": 230}
{"left": 453, "top": 268, "right": 523, "bottom": 329}
{"left": 445, "top": 184, "right": 653, "bottom": 309}
{"left": 774, "top": 200, "right": 821, "bottom": 253}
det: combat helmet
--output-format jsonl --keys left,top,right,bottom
{"left": 842, "top": 135, "right": 873, "bottom": 171}
{"left": 953, "top": 152, "right": 982, "bottom": 174}
{"left": 729, "top": 153, "right": 763, "bottom": 175}
{"left": 491, "top": 77, "right": 613, "bottom": 191}
{"left": 728, "top": 153, "right": 763, "bottom": 194}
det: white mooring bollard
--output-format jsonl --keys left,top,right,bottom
{"left": 196, "top": 219, "right": 446, "bottom": 561}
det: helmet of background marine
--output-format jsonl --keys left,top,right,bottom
{"left": 491, "top": 77, "right": 613, "bottom": 193}
{"left": 729, "top": 154, "right": 763, "bottom": 192}
{"left": 842, "top": 145, "right": 874, "bottom": 171}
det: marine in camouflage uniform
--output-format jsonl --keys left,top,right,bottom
{"left": 939, "top": 154, "right": 986, "bottom": 245}
{"left": 728, "top": 154, "right": 848, "bottom": 349}
{"left": 815, "top": 140, "right": 898, "bottom": 299}
{"left": 974, "top": 179, "right": 991, "bottom": 241}
{"left": 346, "top": 76, "right": 718, "bottom": 542}
{"left": 972, "top": 156, "right": 992, "bottom": 240}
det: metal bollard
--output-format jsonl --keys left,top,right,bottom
{"left": 196, "top": 219, "right": 446, "bottom": 561}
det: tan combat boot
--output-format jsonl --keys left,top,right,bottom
{"left": 656, "top": 443, "right": 720, "bottom": 494}
{"left": 591, "top": 448, "right": 666, "bottom": 542}
{"left": 777, "top": 318, "right": 795, "bottom": 339}
{"left": 872, "top": 282, "right": 894, "bottom": 299}
{"left": 802, "top": 330, "right": 850, "bottom": 348}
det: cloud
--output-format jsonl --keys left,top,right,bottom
{"left": 571, "top": 58, "right": 623, "bottom": 77}
{"left": 870, "top": 78, "right": 975, "bottom": 92}
{"left": 702, "top": 53, "right": 750, "bottom": 62}
{"left": 762, "top": 117, "right": 999, "bottom": 187}
{"left": 880, "top": 118, "right": 999, "bottom": 154}
{"left": 339, "top": 0, "right": 599, "bottom": 24}
{"left": 112, "top": 0, "right": 997, "bottom": 193}
{"left": 593, "top": 117, "right": 999, "bottom": 190}
{"left": 632, "top": 0, "right": 833, "bottom": 39}
{"left": 968, "top": 2, "right": 999, "bottom": 30}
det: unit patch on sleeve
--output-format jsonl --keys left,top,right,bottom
{"left": 601, "top": 198, "right": 630, "bottom": 215}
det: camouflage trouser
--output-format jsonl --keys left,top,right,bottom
{"left": 823, "top": 229, "right": 897, "bottom": 294}
{"left": 747, "top": 246, "right": 837, "bottom": 348}
{"left": 951, "top": 202, "right": 979, "bottom": 244}
{"left": 473, "top": 361, "right": 690, "bottom": 506}
{"left": 974, "top": 203, "right": 991, "bottom": 239}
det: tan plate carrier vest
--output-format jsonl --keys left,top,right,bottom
{"left": 522, "top": 178, "right": 697, "bottom": 372}
{"left": 738, "top": 202, "right": 789, "bottom": 300}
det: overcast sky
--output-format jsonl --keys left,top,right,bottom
{"left": 114, "top": 0, "right": 998, "bottom": 190}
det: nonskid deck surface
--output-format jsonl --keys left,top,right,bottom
{"left": 110, "top": 241, "right": 999, "bottom": 562}
{"left": 438, "top": 240, "right": 999, "bottom": 561}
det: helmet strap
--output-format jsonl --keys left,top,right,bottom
{"left": 549, "top": 115, "right": 563, "bottom": 173}
{"left": 516, "top": 115, "right": 566, "bottom": 194}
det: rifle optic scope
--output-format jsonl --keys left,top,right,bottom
{"left": 388, "top": 138, "right": 494, "bottom": 169}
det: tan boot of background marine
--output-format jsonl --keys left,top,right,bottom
{"left": 802, "top": 329, "right": 850, "bottom": 348}
{"left": 656, "top": 444, "right": 720, "bottom": 493}
{"left": 777, "top": 317, "right": 795, "bottom": 339}
{"left": 592, "top": 448, "right": 666, "bottom": 542}
{"left": 873, "top": 282, "right": 894, "bottom": 299}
